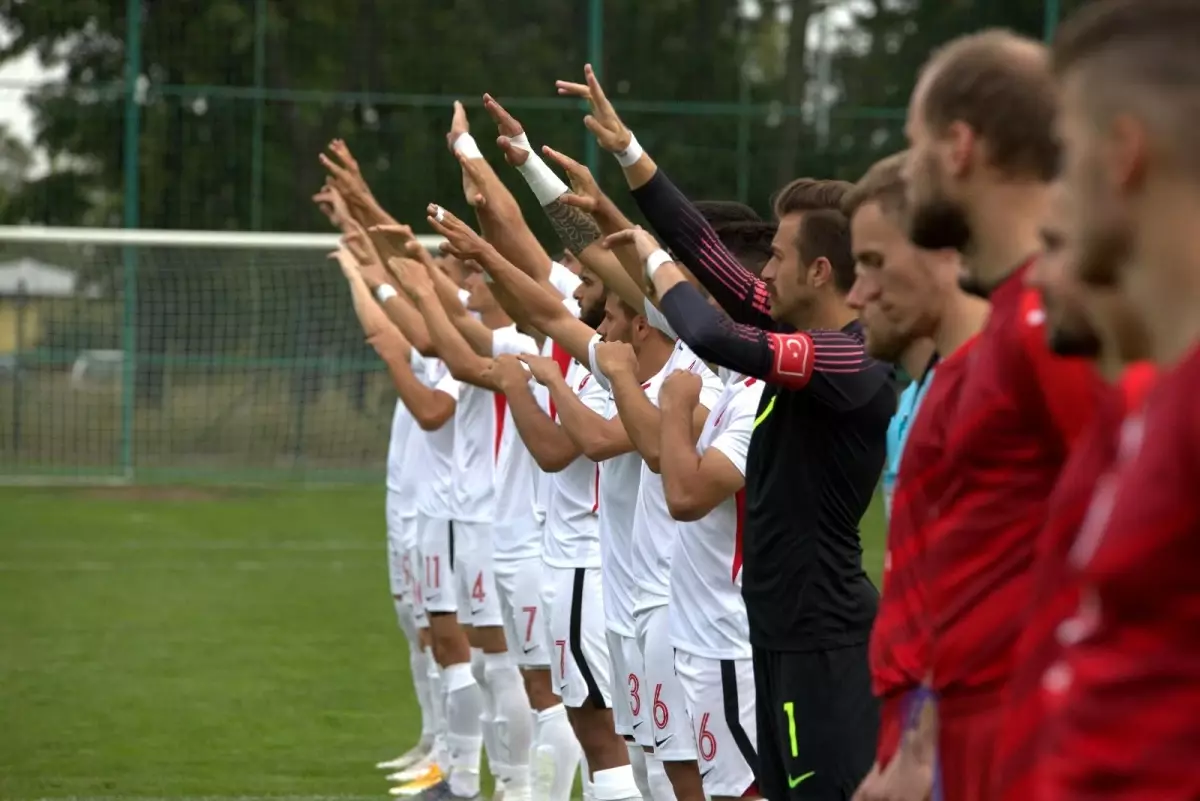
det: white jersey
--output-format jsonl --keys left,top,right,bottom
{"left": 389, "top": 349, "right": 428, "bottom": 517}
{"left": 543, "top": 358, "right": 607, "bottom": 569}
{"left": 669, "top": 372, "right": 763, "bottom": 659}
{"left": 597, "top": 395, "right": 642, "bottom": 637}
{"left": 491, "top": 326, "right": 540, "bottom": 561}
{"left": 450, "top": 382, "right": 498, "bottom": 523}
{"left": 414, "top": 358, "right": 460, "bottom": 520}
{"left": 630, "top": 342, "right": 723, "bottom": 615}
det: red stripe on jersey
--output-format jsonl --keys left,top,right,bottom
{"left": 548, "top": 342, "right": 573, "bottom": 419}
{"left": 493, "top": 392, "right": 506, "bottom": 463}
{"left": 732, "top": 488, "right": 746, "bottom": 581}
{"left": 591, "top": 464, "right": 600, "bottom": 513}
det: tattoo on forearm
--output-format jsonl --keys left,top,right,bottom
{"left": 545, "top": 200, "right": 603, "bottom": 255}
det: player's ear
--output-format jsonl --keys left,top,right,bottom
{"left": 807, "top": 256, "right": 832, "bottom": 288}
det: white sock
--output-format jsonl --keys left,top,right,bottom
{"left": 469, "top": 648, "right": 503, "bottom": 784}
{"left": 427, "top": 646, "right": 447, "bottom": 767}
{"left": 581, "top": 753, "right": 594, "bottom": 801}
{"left": 444, "top": 662, "right": 484, "bottom": 797}
{"left": 485, "top": 653, "right": 534, "bottom": 789}
{"left": 409, "top": 640, "right": 434, "bottom": 744}
{"left": 628, "top": 744, "right": 652, "bottom": 800}
{"left": 532, "top": 704, "right": 580, "bottom": 801}
{"left": 646, "top": 756, "right": 677, "bottom": 801}
{"left": 592, "top": 764, "right": 642, "bottom": 801}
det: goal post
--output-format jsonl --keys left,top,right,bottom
{"left": 0, "top": 226, "right": 444, "bottom": 485}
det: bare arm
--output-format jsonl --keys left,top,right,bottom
{"left": 539, "top": 369, "right": 633, "bottom": 462}
{"left": 658, "top": 383, "right": 745, "bottom": 522}
{"left": 407, "top": 282, "right": 495, "bottom": 390}
{"left": 503, "top": 377, "right": 581, "bottom": 473}
{"left": 607, "top": 368, "right": 666, "bottom": 472}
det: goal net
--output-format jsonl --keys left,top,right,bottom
{"left": 0, "top": 226, "right": 442, "bottom": 484}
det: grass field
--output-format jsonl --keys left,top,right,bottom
{"left": 0, "top": 484, "right": 886, "bottom": 801}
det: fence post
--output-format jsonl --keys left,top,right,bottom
{"left": 584, "top": 0, "right": 603, "bottom": 177}
{"left": 251, "top": 0, "right": 267, "bottom": 231}
{"left": 1042, "top": 0, "right": 1061, "bottom": 42}
{"left": 121, "top": 0, "right": 143, "bottom": 480}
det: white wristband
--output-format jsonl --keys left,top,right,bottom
{"left": 375, "top": 284, "right": 398, "bottom": 304}
{"left": 453, "top": 132, "right": 483, "bottom": 160}
{"left": 508, "top": 132, "right": 532, "bottom": 153}
{"left": 614, "top": 132, "right": 644, "bottom": 167}
{"left": 515, "top": 148, "right": 570, "bottom": 206}
{"left": 644, "top": 249, "right": 673, "bottom": 283}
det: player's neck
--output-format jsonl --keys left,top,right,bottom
{"left": 634, "top": 334, "right": 673, "bottom": 383}
{"left": 966, "top": 181, "right": 1049, "bottom": 291}
{"left": 481, "top": 306, "right": 511, "bottom": 330}
{"left": 794, "top": 297, "right": 858, "bottom": 333}
{"left": 1139, "top": 192, "right": 1200, "bottom": 366}
{"left": 899, "top": 338, "right": 936, "bottom": 382}
{"left": 933, "top": 292, "right": 990, "bottom": 360}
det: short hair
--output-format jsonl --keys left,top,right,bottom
{"left": 798, "top": 209, "right": 855, "bottom": 294}
{"left": 695, "top": 200, "right": 760, "bottom": 227}
{"left": 714, "top": 221, "right": 777, "bottom": 277}
{"left": 771, "top": 178, "right": 853, "bottom": 218}
{"left": 843, "top": 151, "right": 909, "bottom": 221}
{"left": 918, "top": 29, "right": 1059, "bottom": 181}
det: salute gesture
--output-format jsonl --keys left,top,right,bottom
{"left": 340, "top": 225, "right": 391, "bottom": 290}
{"left": 541, "top": 146, "right": 604, "bottom": 214}
{"left": 425, "top": 203, "right": 492, "bottom": 262}
{"left": 387, "top": 257, "right": 434, "bottom": 301}
{"left": 482, "top": 94, "right": 531, "bottom": 168}
{"left": 660, "top": 369, "right": 702, "bottom": 413}
{"left": 556, "top": 64, "right": 633, "bottom": 153}
{"left": 593, "top": 341, "right": 639, "bottom": 378}
{"left": 517, "top": 353, "right": 567, "bottom": 387}
{"left": 312, "top": 180, "right": 351, "bottom": 229}
{"left": 482, "top": 354, "right": 532, "bottom": 394}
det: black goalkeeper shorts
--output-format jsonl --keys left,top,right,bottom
{"left": 753, "top": 643, "right": 879, "bottom": 800}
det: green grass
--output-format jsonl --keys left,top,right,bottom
{"left": 0, "top": 485, "right": 886, "bottom": 801}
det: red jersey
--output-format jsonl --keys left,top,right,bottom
{"left": 1044, "top": 344, "right": 1200, "bottom": 801}
{"left": 993, "top": 363, "right": 1156, "bottom": 801}
{"left": 924, "top": 262, "right": 1104, "bottom": 706}
{"left": 870, "top": 337, "right": 977, "bottom": 765}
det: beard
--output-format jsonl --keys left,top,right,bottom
{"left": 909, "top": 195, "right": 972, "bottom": 254}
{"left": 1048, "top": 324, "right": 1102, "bottom": 358}
{"left": 581, "top": 294, "right": 607, "bottom": 329}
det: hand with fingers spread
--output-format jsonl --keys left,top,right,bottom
{"left": 556, "top": 64, "right": 633, "bottom": 153}
{"left": 484, "top": 354, "right": 533, "bottom": 394}
{"left": 594, "top": 341, "right": 638, "bottom": 379}
{"left": 603, "top": 226, "right": 665, "bottom": 264}
{"left": 482, "top": 93, "right": 531, "bottom": 168}
{"left": 387, "top": 257, "right": 434, "bottom": 300}
{"left": 660, "top": 369, "right": 702, "bottom": 413}
{"left": 518, "top": 353, "right": 568, "bottom": 387}
{"left": 313, "top": 181, "right": 352, "bottom": 228}
{"left": 426, "top": 203, "right": 491, "bottom": 262}
{"left": 320, "top": 140, "right": 376, "bottom": 213}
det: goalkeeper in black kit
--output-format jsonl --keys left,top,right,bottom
{"left": 562, "top": 65, "right": 894, "bottom": 801}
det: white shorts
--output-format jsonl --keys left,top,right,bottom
{"left": 418, "top": 515, "right": 457, "bottom": 615}
{"left": 636, "top": 605, "right": 698, "bottom": 762}
{"left": 544, "top": 565, "right": 611, "bottom": 709}
{"left": 675, "top": 650, "right": 758, "bottom": 797}
{"left": 607, "top": 630, "right": 644, "bottom": 741}
{"left": 495, "top": 555, "right": 549, "bottom": 668}
{"left": 386, "top": 514, "right": 418, "bottom": 604}
{"left": 408, "top": 544, "right": 428, "bottom": 629}
{"left": 451, "top": 520, "right": 503, "bottom": 628}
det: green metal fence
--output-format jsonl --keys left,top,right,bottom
{"left": 0, "top": 0, "right": 1084, "bottom": 482}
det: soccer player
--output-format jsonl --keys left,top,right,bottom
{"left": 839, "top": 152, "right": 990, "bottom": 801}
{"left": 560, "top": 67, "right": 891, "bottom": 798}
{"left": 991, "top": 181, "right": 1155, "bottom": 800}
{"left": 901, "top": 29, "right": 1107, "bottom": 799}
{"left": 1036, "top": 3, "right": 1200, "bottom": 798}
{"left": 429, "top": 203, "right": 645, "bottom": 801}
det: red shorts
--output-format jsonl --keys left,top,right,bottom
{"left": 876, "top": 692, "right": 905, "bottom": 767}
{"left": 939, "top": 699, "right": 1004, "bottom": 801}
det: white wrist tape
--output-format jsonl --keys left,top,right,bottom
{"left": 614, "top": 132, "right": 644, "bottom": 168}
{"left": 375, "top": 284, "right": 398, "bottom": 304}
{"left": 507, "top": 132, "right": 532, "bottom": 153}
{"left": 453, "top": 133, "right": 483, "bottom": 160}
{"left": 513, "top": 138, "right": 570, "bottom": 206}
{"left": 644, "top": 249, "right": 673, "bottom": 283}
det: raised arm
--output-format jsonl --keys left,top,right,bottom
{"left": 522, "top": 354, "right": 632, "bottom": 463}
{"left": 320, "top": 139, "right": 401, "bottom": 229}
{"left": 485, "top": 355, "right": 581, "bottom": 473}
{"left": 427, "top": 201, "right": 597, "bottom": 366}
{"left": 340, "top": 224, "right": 436, "bottom": 356}
{"left": 557, "top": 65, "right": 772, "bottom": 327}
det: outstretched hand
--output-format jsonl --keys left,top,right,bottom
{"left": 555, "top": 64, "right": 633, "bottom": 153}
{"left": 426, "top": 203, "right": 490, "bottom": 262}
{"left": 329, "top": 247, "right": 361, "bottom": 281}
{"left": 542, "top": 146, "right": 604, "bottom": 213}
{"left": 319, "top": 139, "right": 376, "bottom": 214}
{"left": 603, "top": 226, "right": 664, "bottom": 264}
{"left": 482, "top": 94, "right": 530, "bottom": 168}
{"left": 340, "top": 225, "right": 390, "bottom": 290}
{"left": 312, "top": 180, "right": 351, "bottom": 228}
{"left": 387, "top": 257, "right": 434, "bottom": 300}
